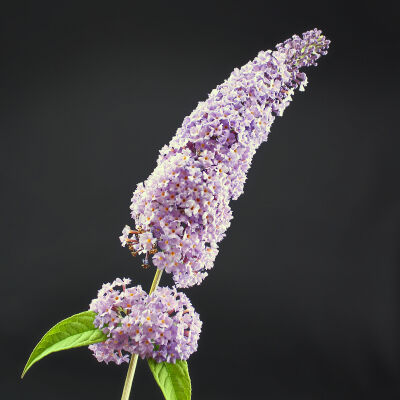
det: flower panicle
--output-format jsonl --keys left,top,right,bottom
{"left": 120, "top": 28, "right": 330, "bottom": 288}
{"left": 89, "top": 279, "right": 201, "bottom": 365}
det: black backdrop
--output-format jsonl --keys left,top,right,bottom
{"left": 1, "top": 1, "right": 399, "bottom": 399}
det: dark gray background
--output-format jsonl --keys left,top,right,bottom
{"left": 1, "top": 1, "right": 399, "bottom": 399}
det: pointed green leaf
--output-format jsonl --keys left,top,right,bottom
{"left": 22, "top": 310, "right": 107, "bottom": 378}
{"left": 147, "top": 359, "right": 191, "bottom": 400}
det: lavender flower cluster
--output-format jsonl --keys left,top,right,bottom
{"left": 120, "top": 28, "right": 330, "bottom": 288}
{"left": 89, "top": 278, "right": 201, "bottom": 364}
{"left": 89, "top": 28, "right": 329, "bottom": 366}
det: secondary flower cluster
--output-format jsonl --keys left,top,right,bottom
{"left": 120, "top": 28, "right": 330, "bottom": 288}
{"left": 89, "top": 278, "right": 202, "bottom": 364}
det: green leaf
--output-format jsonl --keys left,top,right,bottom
{"left": 21, "top": 310, "right": 107, "bottom": 378}
{"left": 147, "top": 359, "right": 191, "bottom": 400}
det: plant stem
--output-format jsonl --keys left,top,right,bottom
{"left": 148, "top": 268, "right": 163, "bottom": 295}
{"left": 121, "top": 354, "right": 139, "bottom": 400}
{"left": 120, "top": 268, "right": 164, "bottom": 400}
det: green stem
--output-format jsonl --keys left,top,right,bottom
{"left": 121, "top": 353, "right": 139, "bottom": 400}
{"left": 120, "top": 268, "right": 164, "bottom": 400}
{"left": 148, "top": 268, "right": 163, "bottom": 295}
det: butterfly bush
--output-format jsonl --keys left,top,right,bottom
{"left": 89, "top": 278, "right": 202, "bottom": 364}
{"left": 120, "top": 29, "right": 329, "bottom": 288}
{"left": 23, "top": 29, "right": 329, "bottom": 391}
